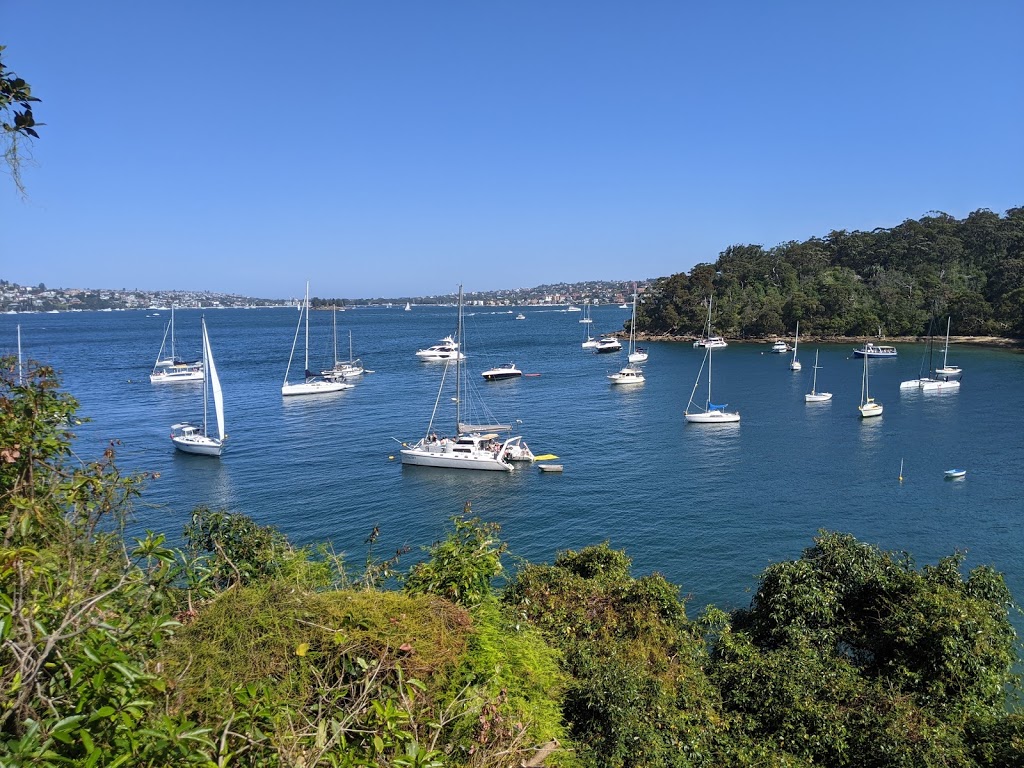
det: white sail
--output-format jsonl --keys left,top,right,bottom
{"left": 204, "top": 319, "right": 225, "bottom": 442}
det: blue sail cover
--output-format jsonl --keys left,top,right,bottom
{"left": 709, "top": 403, "right": 728, "bottom": 411}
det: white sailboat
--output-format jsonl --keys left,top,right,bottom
{"left": 934, "top": 317, "right": 962, "bottom": 380}
{"left": 579, "top": 300, "right": 593, "bottom": 324}
{"left": 805, "top": 349, "right": 832, "bottom": 402}
{"left": 400, "top": 285, "right": 532, "bottom": 471}
{"left": 322, "top": 310, "right": 364, "bottom": 381}
{"left": 405, "top": 302, "right": 412, "bottom": 311}
{"left": 627, "top": 283, "right": 648, "bottom": 364}
{"left": 858, "top": 345, "right": 883, "bottom": 418}
{"left": 150, "top": 305, "right": 204, "bottom": 384}
{"left": 581, "top": 301, "right": 598, "bottom": 348}
{"left": 685, "top": 337, "right": 739, "bottom": 424}
{"left": 789, "top": 322, "right": 802, "bottom": 371}
{"left": 170, "top": 317, "right": 226, "bottom": 456}
{"left": 282, "top": 283, "right": 352, "bottom": 396}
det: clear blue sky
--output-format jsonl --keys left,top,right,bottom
{"left": 3, "top": 1, "right": 1021, "bottom": 299}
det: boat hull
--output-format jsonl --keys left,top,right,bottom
{"left": 858, "top": 403, "right": 883, "bottom": 418}
{"left": 853, "top": 346, "right": 897, "bottom": 358}
{"left": 282, "top": 380, "right": 351, "bottom": 396}
{"left": 400, "top": 447, "right": 512, "bottom": 471}
{"left": 685, "top": 410, "right": 740, "bottom": 424}
{"left": 171, "top": 435, "right": 223, "bottom": 456}
{"left": 150, "top": 369, "right": 204, "bottom": 383}
{"left": 482, "top": 367, "right": 522, "bottom": 380}
{"left": 805, "top": 392, "right": 833, "bottom": 402}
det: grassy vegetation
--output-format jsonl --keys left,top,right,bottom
{"left": 2, "top": 362, "right": 1022, "bottom": 766}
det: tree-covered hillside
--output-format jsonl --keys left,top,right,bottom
{"left": 636, "top": 208, "right": 1024, "bottom": 340}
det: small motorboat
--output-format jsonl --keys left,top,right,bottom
{"left": 770, "top": 340, "right": 789, "bottom": 353}
{"left": 481, "top": 362, "right": 523, "bottom": 381}
{"left": 944, "top": 469, "right": 967, "bottom": 479}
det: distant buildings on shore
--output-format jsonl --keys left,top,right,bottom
{"left": 0, "top": 278, "right": 651, "bottom": 313}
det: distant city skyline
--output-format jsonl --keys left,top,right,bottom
{"left": 3, "top": 2, "right": 1021, "bottom": 298}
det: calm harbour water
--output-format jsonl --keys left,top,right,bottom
{"left": 4, "top": 306, "right": 1023, "bottom": 629}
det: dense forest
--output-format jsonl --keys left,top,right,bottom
{"left": 2, "top": 361, "right": 1022, "bottom": 766}
{"left": 635, "top": 208, "right": 1024, "bottom": 340}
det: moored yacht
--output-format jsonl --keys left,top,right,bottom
{"left": 853, "top": 343, "right": 897, "bottom": 358}
{"left": 594, "top": 336, "right": 622, "bottom": 353}
{"left": 415, "top": 335, "right": 464, "bottom": 361}
{"left": 481, "top": 362, "right": 523, "bottom": 381}
{"left": 608, "top": 364, "right": 645, "bottom": 385}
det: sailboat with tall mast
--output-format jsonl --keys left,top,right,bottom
{"left": 170, "top": 316, "right": 226, "bottom": 456}
{"left": 934, "top": 316, "right": 962, "bottom": 380}
{"left": 400, "top": 285, "right": 532, "bottom": 471}
{"left": 322, "top": 309, "right": 364, "bottom": 381}
{"left": 627, "top": 284, "right": 648, "bottom": 364}
{"left": 858, "top": 344, "right": 883, "bottom": 418}
{"left": 282, "top": 283, "right": 352, "bottom": 396}
{"left": 685, "top": 298, "right": 739, "bottom": 423}
{"left": 150, "top": 305, "right": 204, "bottom": 383}
{"left": 580, "top": 301, "right": 599, "bottom": 348}
{"left": 789, "top": 322, "right": 802, "bottom": 371}
{"left": 805, "top": 350, "right": 832, "bottom": 402}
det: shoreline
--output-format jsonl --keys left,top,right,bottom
{"left": 630, "top": 332, "right": 1024, "bottom": 350}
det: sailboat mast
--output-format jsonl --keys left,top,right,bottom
{"left": 201, "top": 317, "right": 209, "bottom": 437}
{"left": 303, "top": 281, "right": 310, "bottom": 375}
{"left": 16, "top": 324, "right": 23, "bottom": 385}
{"left": 455, "top": 285, "right": 463, "bottom": 434}
{"left": 170, "top": 305, "right": 176, "bottom": 361}
{"left": 943, "top": 317, "right": 951, "bottom": 368}
{"left": 630, "top": 283, "right": 637, "bottom": 355}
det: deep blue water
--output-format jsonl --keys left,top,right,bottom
{"left": 4, "top": 306, "right": 1023, "bottom": 627}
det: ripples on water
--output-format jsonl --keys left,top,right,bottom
{"left": 3, "top": 307, "right": 1023, "bottom": 627}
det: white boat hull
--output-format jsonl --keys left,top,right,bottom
{"left": 151, "top": 369, "right": 204, "bottom": 383}
{"left": 805, "top": 392, "right": 833, "bottom": 402}
{"left": 859, "top": 402, "right": 883, "bottom": 418}
{"left": 400, "top": 444, "right": 512, "bottom": 471}
{"left": 171, "top": 434, "right": 223, "bottom": 456}
{"left": 608, "top": 368, "right": 645, "bottom": 385}
{"left": 900, "top": 378, "right": 961, "bottom": 392}
{"left": 282, "top": 379, "right": 352, "bottom": 396}
{"left": 628, "top": 351, "right": 649, "bottom": 363}
{"left": 685, "top": 410, "right": 740, "bottom": 424}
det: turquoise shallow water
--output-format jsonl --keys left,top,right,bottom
{"left": 4, "top": 306, "right": 1023, "bottom": 627}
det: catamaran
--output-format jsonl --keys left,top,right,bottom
{"left": 401, "top": 285, "right": 533, "bottom": 471}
